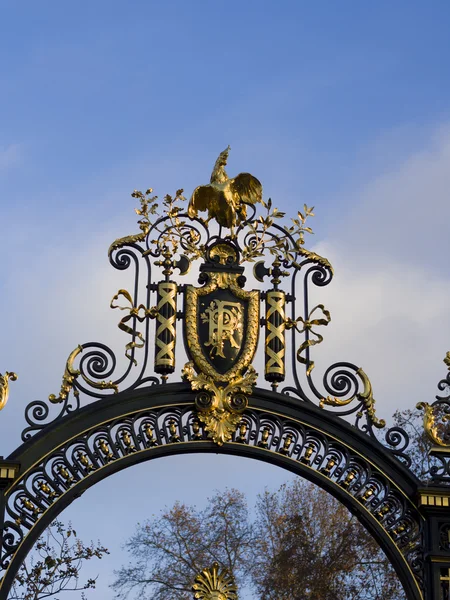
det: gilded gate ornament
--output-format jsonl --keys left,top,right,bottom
{"left": 2, "top": 148, "right": 445, "bottom": 599}
{"left": 192, "top": 562, "right": 238, "bottom": 600}
{"left": 17, "top": 147, "right": 388, "bottom": 447}
{"left": 183, "top": 242, "right": 260, "bottom": 445}
{"left": 188, "top": 145, "right": 262, "bottom": 234}
{"left": 417, "top": 352, "right": 450, "bottom": 447}
{"left": 0, "top": 372, "right": 17, "bottom": 411}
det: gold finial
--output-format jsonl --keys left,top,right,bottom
{"left": 192, "top": 562, "right": 238, "bottom": 600}
{"left": 188, "top": 146, "right": 263, "bottom": 234}
{"left": 0, "top": 372, "right": 17, "bottom": 411}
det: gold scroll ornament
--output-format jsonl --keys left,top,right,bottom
{"left": 49, "top": 346, "right": 118, "bottom": 404}
{"left": 320, "top": 367, "right": 386, "bottom": 429}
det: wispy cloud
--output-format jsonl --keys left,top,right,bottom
{"left": 0, "top": 143, "right": 22, "bottom": 171}
{"left": 308, "top": 123, "right": 450, "bottom": 416}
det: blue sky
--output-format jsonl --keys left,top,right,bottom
{"left": 1, "top": 2, "right": 450, "bottom": 598}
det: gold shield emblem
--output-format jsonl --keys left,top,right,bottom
{"left": 183, "top": 266, "right": 259, "bottom": 445}
{"left": 184, "top": 271, "right": 259, "bottom": 383}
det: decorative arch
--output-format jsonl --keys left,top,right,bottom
{"left": 0, "top": 385, "right": 424, "bottom": 599}
{"left": 1, "top": 148, "right": 449, "bottom": 600}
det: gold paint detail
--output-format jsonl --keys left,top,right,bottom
{"left": 77, "top": 452, "right": 94, "bottom": 471}
{"left": 0, "top": 462, "right": 20, "bottom": 481}
{"left": 201, "top": 300, "right": 243, "bottom": 359}
{"left": 431, "top": 557, "right": 450, "bottom": 564}
{"left": 97, "top": 439, "right": 113, "bottom": 461}
{"left": 301, "top": 443, "right": 314, "bottom": 465}
{"left": 185, "top": 272, "right": 259, "bottom": 383}
{"left": 38, "top": 481, "right": 56, "bottom": 499}
{"left": 183, "top": 361, "right": 256, "bottom": 446}
{"left": 265, "top": 290, "right": 286, "bottom": 380}
{"left": 0, "top": 371, "right": 17, "bottom": 411}
{"left": 57, "top": 465, "right": 74, "bottom": 484}
{"left": 154, "top": 282, "right": 177, "bottom": 371}
{"left": 279, "top": 434, "right": 293, "bottom": 455}
{"left": 21, "top": 497, "right": 41, "bottom": 516}
{"left": 144, "top": 424, "right": 157, "bottom": 446}
{"left": 49, "top": 346, "right": 118, "bottom": 404}
{"left": 192, "top": 561, "right": 238, "bottom": 600}
{"left": 419, "top": 493, "right": 450, "bottom": 507}
{"left": 286, "top": 304, "right": 331, "bottom": 376}
{"left": 320, "top": 368, "right": 386, "bottom": 429}
{"left": 188, "top": 146, "right": 262, "bottom": 235}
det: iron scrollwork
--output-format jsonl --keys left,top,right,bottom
{"left": 4, "top": 147, "right": 450, "bottom": 600}
{"left": 18, "top": 147, "right": 412, "bottom": 461}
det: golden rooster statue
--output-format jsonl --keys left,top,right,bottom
{"left": 188, "top": 146, "right": 262, "bottom": 234}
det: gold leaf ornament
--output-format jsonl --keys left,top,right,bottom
{"left": 0, "top": 372, "right": 18, "bottom": 411}
{"left": 183, "top": 362, "right": 257, "bottom": 446}
{"left": 416, "top": 401, "right": 450, "bottom": 447}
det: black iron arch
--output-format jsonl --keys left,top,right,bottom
{"left": 0, "top": 384, "right": 424, "bottom": 600}
{"left": 2, "top": 153, "right": 450, "bottom": 600}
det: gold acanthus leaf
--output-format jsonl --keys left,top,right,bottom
{"left": 444, "top": 351, "right": 450, "bottom": 369}
{"left": 0, "top": 372, "right": 18, "bottom": 411}
{"left": 416, "top": 401, "right": 450, "bottom": 447}
{"left": 49, "top": 346, "right": 119, "bottom": 404}
{"left": 320, "top": 367, "right": 385, "bottom": 429}
{"left": 293, "top": 247, "right": 334, "bottom": 274}
{"left": 183, "top": 362, "right": 257, "bottom": 445}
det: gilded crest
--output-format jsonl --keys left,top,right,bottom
{"left": 185, "top": 273, "right": 259, "bottom": 382}
{"left": 183, "top": 242, "right": 259, "bottom": 444}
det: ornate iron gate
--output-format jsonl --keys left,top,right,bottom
{"left": 1, "top": 148, "right": 449, "bottom": 599}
